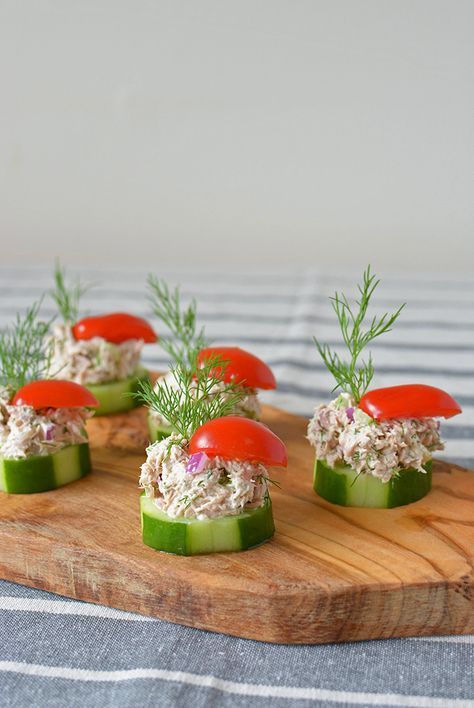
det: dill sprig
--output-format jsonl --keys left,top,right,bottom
{"left": 147, "top": 276, "right": 208, "bottom": 367}
{"left": 0, "top": 301, "right": 53, "bottom": 392}
{"left": 135, "top": 348, "right": 245, "bottom": 441}
{"left": 50, "top": 260, "right": 91, "bottom": 323}
{"left": 314, "top": 266, "right": 405, "bottom": 402}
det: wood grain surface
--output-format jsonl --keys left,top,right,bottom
{"left": 0, "top": 403, "right": 473, "bottom": 644}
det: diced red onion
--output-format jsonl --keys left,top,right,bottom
{"left": 346, "top": 407, "right": 355, "bottom": 422}
{"left": 186, "top": 452, "right": 209, "bottom": 475}
{"left": 41, "top": 423, "right": 55, "bottom": 441}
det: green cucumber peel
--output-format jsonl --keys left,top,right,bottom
{"left": 147, "top": 408, "right": 259, "bottom": 443}
{"left": 88, "top": 368, "right": 150, "bottom": 416}
{"left": 0, "top": 443, "right": 91, "bottom": 494}
{"left": 147, "top": 416, "right": 174, "bottom": 443}
{"left": 140, "top": 495, "right": 275, "bottom": 555}
{"left": 313, "top": 458, "right": 432, "bottom": 508}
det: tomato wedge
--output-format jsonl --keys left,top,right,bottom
{"left": 359, "top": 384, "right": 462, "bottom": 421}
{"left": 197, "top": 347, "right": 276, "bottom": 390}
{"left": 189, "top": 416, "right": 287, "bottom": 466}
{"left": 12, "top": 380, "right": 99, "bottom": 409}
{"left": 73, "top": 313, "right": 157, "bottom": 344}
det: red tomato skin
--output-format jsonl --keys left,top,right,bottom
{"left": 12, "top": 380, "right": 99, "bottom": 409}
{"left": 73, "top": 313, "right": 157, "bottom": 344}
{"left": 197, "top": 347, "right": 276, "bottom": 390}
{"left": 359, "top": 384, "right": 462, "bottom": 421}
{"left": 189, "top": 416, "right": 287, "bottom": 467}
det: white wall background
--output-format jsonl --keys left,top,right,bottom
{"left": 0, "top": 0, "right": 472, "bottom": 273}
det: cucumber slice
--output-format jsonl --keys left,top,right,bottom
{"left": 147, "top": 417, "right": 173, "bottom": 442}
{"left": 0, "top": 443, "right": 91, "bottom": 494}
{"left": 147, "top": 411, "right": 259, "bottom": 443}
{"left": 313, "top": 458, "right": 432, "bottom": 508}
{"left": 87, "top": 368, "right": 149, "bottom": 416}
{"left": 141, "top": 495, "right": 275, "bottom": 555}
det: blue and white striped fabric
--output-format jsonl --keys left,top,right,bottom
{"left": 0, "top": 265, "right": 473, "bottom": 707}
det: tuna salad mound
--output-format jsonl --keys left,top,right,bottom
{"left": 307, "top": 393, "right": 443, "bottom": 483}
{"left": 48, "top": 323, "right": 143, "bottom": 385}
{"left": 0, "top": 387, "right": 91, "bottom": 460}
{"left": 140, "top": 434, "right": 268, "bottom": 520}
{"left": 148, "top": 371, "right": 261, "bottom": 429}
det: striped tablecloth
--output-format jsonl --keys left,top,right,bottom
{"left": 1, "top": 265, "right": 473, "bottom": 708}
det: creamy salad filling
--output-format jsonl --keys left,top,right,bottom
{"left": 140, "top": 434, "right": 268, "bottom": 520}
{"left": 307, "top": 393, "right": 443, "bottom": 482}
{"left": 148, "top": 371, "right": 261, "bottom": 428}
{"left": 48, "top": 323, "right": 144, "bottom": 385}
{"left": 0, "top": 387, "right": 91, "bottom": 460}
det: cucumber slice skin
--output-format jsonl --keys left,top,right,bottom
{"left": 0, "top": 443, "right": 91, "bottom": 494}
{"left": 313, "top": 458, "right": 432, "bottom": 508}
{"left": 147, "top": 412, "right": 258, "bottom": 443}
{"left": 147, "top": 418, "right": 173, "bottom": 443}
{"left": 141, "top": 495, "right": 275, "bottom": 555}
{"left": 87, "top": 368, "right": 150, "bottom": 416}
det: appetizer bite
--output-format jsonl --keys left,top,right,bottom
{"left": 0, "top": 304, "right": 98, "bottom": 493}
{"left": 147, "top": 277, "right": 276, "bottom": 441}
{"left": 307, "top": 267, "right": 461, "bottom": 508}
{"left": 137, "top": 351, "right": 287, "bottom": 555}
{"left": 48, "top": 263, "right": 157, "bottom": 415}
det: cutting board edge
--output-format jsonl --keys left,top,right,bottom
{"left": 1, "top": 540, "right": 472, "bottom": 645}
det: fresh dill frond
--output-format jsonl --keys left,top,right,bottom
{"left": 259, "top": 475, "right": 282, "bottom": 489}
{"left": 0, "top": 301, "right": 53, "bottom": 392}
{"left": 50, "top": 260, "right": 91, "bottom": 323}
{"left": 147, "top": 275, "right": 208, "bottom": 367}
{"left": 349, "top": 471, "right": 363, "bottom": 487}
{"left": 314, "top": 266, "right": 405, "bottom": 402}
{"left": 135, "top": 348, "right": 245, "bottom": 440}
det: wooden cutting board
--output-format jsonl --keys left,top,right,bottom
{"left": 0, "top": 404, "right": 473, "bottom": 644}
